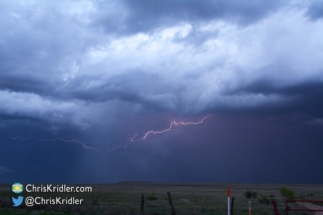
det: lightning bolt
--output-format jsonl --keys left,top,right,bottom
{"left": 143, "top": 114, "right": 210, "bottom": 139}
{"left": 12, "top": 115, "right": 210, "bottom": 154}
{"left": 11, "top": 136, "right": 122, "bottom": 153}
{"left": 12, "top": 133, "right": 138, "bottom": 154}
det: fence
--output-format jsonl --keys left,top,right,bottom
{"left": 140, "top": 192, "right": 176, "bottom": 215}
{"left": 285, "top": 199, "right": 323, "bottom": 215}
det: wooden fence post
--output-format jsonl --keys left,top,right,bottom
{"left": 228, "top": 188, "right": 230, "bottom": 215}
{"left": 272, "top": 200, "right": 280, "bottom": 215}
{"left": 248, "top": 201, "right": 252, "bottom": 215}
{"left": 140, "top": 193, "right": 145, "bottom": 215}
{"left": 96, "top": 195, "right": 100, "bottom": 212}
{"left": 230, "top": 197, "right": 234, "bottom": 215}
{"left": 167, "top": 192, "right": 176, "bottom": 215}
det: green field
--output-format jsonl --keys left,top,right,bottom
{"left": 1, "top": 183, "right": 322, "bottom": 215}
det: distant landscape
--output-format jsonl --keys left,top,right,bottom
{"left": 1, "top": 182, "right": 323, "bottom": 215}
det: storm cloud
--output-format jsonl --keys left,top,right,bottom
{"left": 0, "top": 0, "right": 322, "bottom": 183}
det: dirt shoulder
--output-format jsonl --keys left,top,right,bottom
{"left": 297, "top": 202, "right": 323, "bottom": 215}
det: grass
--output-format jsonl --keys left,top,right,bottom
{"left": 0, "top": 183, "right": 322, "bottom": 215}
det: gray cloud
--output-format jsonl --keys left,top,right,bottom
{"left": 94, "top": 0, "right": 288, "bottom": 35}
{"left": 306, "top": 0, "right": 323, "bottom": 20}
{"left": 1, "top": 0, "right": 322, "bottom": 119}
{"left": 0, "top": 0, "right": 323, "bottom": 183}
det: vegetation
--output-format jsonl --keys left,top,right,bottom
{"left": 1, "top": 183, "right": 322, "bottom": 215}
{"left": 258, "top": 194, "right": 270, "bottom": 205}
{"left": 147, "top": 193, "right": 157, "bottom": 200}
{"left": 280, "top": 187, "right": 295, "bottom": 200}
{"left": 244, "top": 190, "right": 257, "bottom": 199}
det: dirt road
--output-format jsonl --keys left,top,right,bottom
{"left": 298, "top": 202, "right": 323, "bottom": 215}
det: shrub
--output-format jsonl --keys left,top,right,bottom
{"left": 147, "top": 193, "right": 157, "bottom": 200}
{"left": 258, "top": 194, "right": 270, "bottom": 205}
{"left": 299, "top": 194, "right": 305, "bottom": 200}
{"left": 280, "top": 187, "right": 295, "bottom": 200}
{"left": 244, "top": 190, "right": 258, "bottom": 199}
{"left": 252, "top": 192, "right": 258, "bottom": 198}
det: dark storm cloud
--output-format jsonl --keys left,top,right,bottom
{"left": 95, "top": 0, "right": 287, "bottom": 35}
{"left": 223, "top": 79, "right": 323, "bottom": 116}
{"left": 237, "top": 79, "right": 323, "bottom": 96}
{"left": 66, "top": 72, "right": 178, "bottom": 112}
{"left": 0, "top": 1, "right": 102, "bottom": 98}
{"left": 0, "top": 0, "right": 322, "bottom": 118}
{"left": 306, "top": 0, "right": 323, "bottom": 20}
{"left": 0, "top": 0, "right": 323, "bottom": 184}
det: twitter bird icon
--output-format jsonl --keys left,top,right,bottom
{"left": 12, "top": 196, "right": 24, "bottom": 207}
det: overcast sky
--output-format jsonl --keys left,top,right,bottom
{"left": 0, "top": 0, "right": 322, "bottom": 184}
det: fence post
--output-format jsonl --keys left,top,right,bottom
{"left": 227, "top": 188, "right": 230, "bottom": 215}
{"left": 248, "top": 201, "right": 252, "bottom": 215}
{"left": 230, "top": 197, "right": 234, "bottom": 215}
{"left": 96, "top": 195, "right": 100, "bottom": 212}
{"left": 272, "top": 200, "right": 280, "bottom": 215}
{"left": 140, "top": 193, "right": 145, "bottom": 215}
{"left": 167, "top": 192, "right": 176, "bottom": 215}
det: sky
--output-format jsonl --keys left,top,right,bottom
{"left": 0, "top": 0, "right": 322, "bottom": 184}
